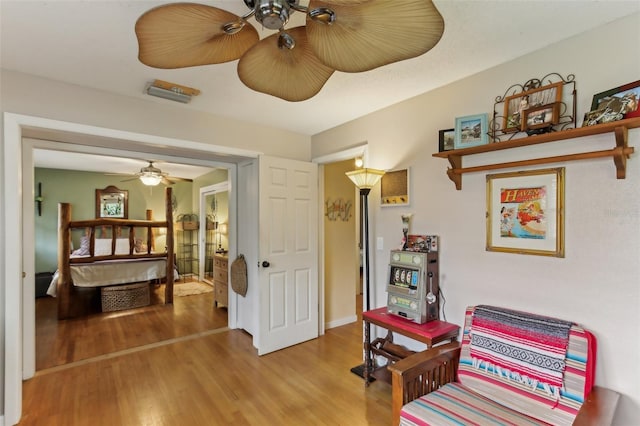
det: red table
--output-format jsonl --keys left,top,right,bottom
{"left": 362, "top": 307, "right": 460, "bottom": 384}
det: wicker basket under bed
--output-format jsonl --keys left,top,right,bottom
{"left": 101, "top": 282, "right": 150, "bottom": 312}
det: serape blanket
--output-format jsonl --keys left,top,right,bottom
{"left": 469, "top": 305, "right": 573, "bottom": 396}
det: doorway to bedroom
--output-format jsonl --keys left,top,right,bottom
{"left": 31, "top": 147, "right": 232, "bottom": 372}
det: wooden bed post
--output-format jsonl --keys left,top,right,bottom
{"left": 146, "top": 209, "right": 155, "bottom": 252}
{"left": 165, "top": 187, "right": 175, "bottom": 304}
{"left": 57, "top": 203, "right": 73, "bottom": 319}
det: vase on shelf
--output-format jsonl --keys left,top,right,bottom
{"left": 401, "top": 214, "right": 412, "bottom": 250}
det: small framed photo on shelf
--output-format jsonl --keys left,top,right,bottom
{"left": 502, "top": 81, "right": 563, "bottom": 133}
{"left": 438, "top": 128, "right": 455, "bottom": 152}
{"left": 454, "top": 113, "right": 488, "bottom": 149}
{"left": 522, "top": 102, "right": 560, "bottom": 133}
{"left": 583, "top": 80, "right": 640, "bottom": 126}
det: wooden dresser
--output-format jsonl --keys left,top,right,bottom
{"left": 213, "top": 254, "right": 228, "bottom": 308}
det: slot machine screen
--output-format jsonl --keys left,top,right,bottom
{"left": 389, "top": 266, "right": 419, "bottom": 291}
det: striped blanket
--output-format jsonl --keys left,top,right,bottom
{"left": 469, "top": 305, "right": 573, "bottom": 396}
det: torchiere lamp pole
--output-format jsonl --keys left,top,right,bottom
{"left": 345, "top": 167, "right": 385, "bottom": 380}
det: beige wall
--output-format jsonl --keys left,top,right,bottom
{"left": 323, "top": 159, "right": 357, "bottom": 327}
{"left": 312, "top": 13, "right": 640, "bottom": 424}
{"left": 1, "top": 70, "right": 311, "bottom": 161}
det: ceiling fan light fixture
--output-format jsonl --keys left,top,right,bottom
{"left": 139, "top": 173, "right": 162, "bottom": 186}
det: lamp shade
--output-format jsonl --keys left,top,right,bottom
{"left": 345, "top": 168, "right": 385, "bottom": 190}
{"left": 219, "top": 222, "right": 228, "bottom": 235}
{"left": 140, "top": 174, "right": 162, "bottom": 186}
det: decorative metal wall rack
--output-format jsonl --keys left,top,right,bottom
{"left": 490, "top": 73, "right": 576, "bottom": 142}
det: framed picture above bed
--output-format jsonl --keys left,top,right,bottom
{"left": 96, "top": 185, "right": 128, "bottom": 219}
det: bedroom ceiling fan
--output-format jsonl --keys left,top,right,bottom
{"left": 111, "top": 161, "right": 194, "bottom": 186}
{"left": 135, "top": 0, "right": 445, "bottom": 101}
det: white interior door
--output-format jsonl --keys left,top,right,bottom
{"left": 257, "top": 155, "right": 318, "bottom": 355}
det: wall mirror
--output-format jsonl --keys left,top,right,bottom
{"left": 96, "top": 185, "right": 128, "bottom": 219}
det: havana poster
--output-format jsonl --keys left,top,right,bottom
{"left": 499, "top": 186, "right": 546, "bottom": 239}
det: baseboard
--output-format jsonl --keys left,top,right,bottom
{"left": 325, "top": 314, "right": 357, "bottom": 330}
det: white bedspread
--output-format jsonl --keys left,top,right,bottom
{"left": 47, "top": 258, "right": 176, "bottom": 297}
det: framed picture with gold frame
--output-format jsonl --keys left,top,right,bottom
{"left": 486, "top": 168, "right": 564, "bottom": 257}
{"left": 381, "top": 169, "right": 409, "bottom": 207}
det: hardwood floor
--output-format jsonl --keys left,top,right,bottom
{"left": 35, "top": 283, "right": 227, "bottom": 370}
{"left": 22, "top": 288, "right": 390, "bottom": 425}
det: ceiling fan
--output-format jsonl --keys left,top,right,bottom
{"left": 135, "top": 0, "right": 445, "bottom": 102}
{"left": 111, "top": 161, "right": 194, "bottom": 186}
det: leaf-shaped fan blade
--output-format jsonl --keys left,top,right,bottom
{"left": 135, "top": 3, "right": 259, "bottom": 68}
{"left": 306, "top": 0, "right": 444, "bottom": 73}
{"left": 237, "top": 26, "right": 335, "bottom": 102}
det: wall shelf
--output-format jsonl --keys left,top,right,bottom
{"left": 433, "top": 117, "right": 640, "bottom": 190}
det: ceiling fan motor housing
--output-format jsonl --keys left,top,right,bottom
{"left": 248, "top": 0, "right": 299, "bottom": 30}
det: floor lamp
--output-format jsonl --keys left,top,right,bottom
{"left": 345, "top": 167, "right": 385, "bottom": 380}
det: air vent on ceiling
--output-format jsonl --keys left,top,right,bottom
{"left": 144, "top": 79, "right": 200, "bottom": 103}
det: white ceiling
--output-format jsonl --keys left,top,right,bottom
{"left": 2, "top": 0, "right": 639, "bottom": 138}
{"left": 3, "top": 1, "right": 640, "bottom": 175}
{"left": 32, "top": 150, "right": 214, "bottom": 180}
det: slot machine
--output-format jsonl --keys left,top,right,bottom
{"left": 386, "top": 237, "right": 439, "bottom": 324}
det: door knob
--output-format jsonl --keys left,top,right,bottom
{"left": 261, "top": 261, "right": 270, "bottom": 268}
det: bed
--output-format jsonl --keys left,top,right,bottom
{"left": 52, "top": 187, "right": 176, "bottom": 319}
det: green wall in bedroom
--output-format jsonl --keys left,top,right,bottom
{"left": 33, "top": 168, "right": 196, "bottom": 273}
{"left": 191, "top": 168, "right": 228, "bottom": 212}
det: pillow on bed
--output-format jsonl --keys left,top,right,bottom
{"left": 134, "top": 238, "right": 148, "bottom": 253}
{"left": 94, "top": 238, "right": 130, "bottom": 256}
{"left": 115, "top": 238, "right": 130, "bottom": 255}
{"left": 71, "top": 236, "right": 90, "bottom": 256}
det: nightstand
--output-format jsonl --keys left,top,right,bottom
{"left": 213, "top": 254, "right": 228, "bottom": 308}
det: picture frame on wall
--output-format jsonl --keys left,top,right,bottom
{"left": 381, "top": 169, "right": 409, "bottom": 207}
{"left": 96, "top": 185, "right": 128, "bottom": 219}
{"left": 454, "top": 113, "right": 488, "bottom": 149}
{"left": 438, "top": 128, "right": 455, "bottom": 152}
{"left": 502, "top": 81, "right": 563, "bottom": 133}
{"left": 486, "top": 167, "right": 564, "bottom": 257}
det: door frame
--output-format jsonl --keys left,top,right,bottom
{"left": 4, "top": 112, "right": 261, "bottom": 425}
{"left": 198, "top": 182, "right": 230, "bottom": 282}
{"left": 312, "top": 143, "right": 369, "bottom": 335}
